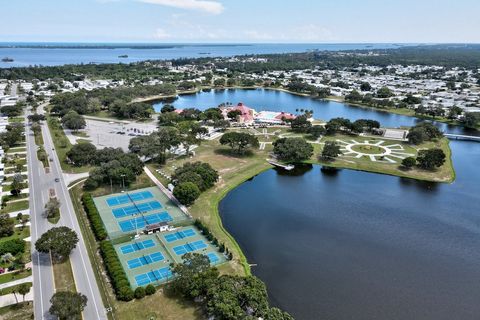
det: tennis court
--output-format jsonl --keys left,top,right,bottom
{"left": 134, "top": 267, "right": 173, "bottom": 286}
{"left": 206, "top": 252, "right": 220, "bottom": 264}
{"left": 93, "top": 187, "right": 191, "bottom": 239}
{"left": 118, "top": 212, "right": 172, "bottom": 232}
{"left": 112, "top": 201, "right": 162, "bottom": 218}
{"left": 106, "top": 190, "right": 153, "bottom": 207}
{"left": 173, "top": 240, "right": 208, "bottom": 255}
{"left": 120, "top": 239, "right": 155, "bottom": 254}
{"left": 164, "top": 228, "right": 196, "bottom": 243}
{"left": 113, "top": 227, "right": 228, "bottom": 289}
{"left": 127, "top": 252, "right": 165, "bottom": 269}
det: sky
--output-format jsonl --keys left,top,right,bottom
{"left": 1, "top": 0, "right": 479, "bottom": 43}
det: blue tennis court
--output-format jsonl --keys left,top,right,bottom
{"left": 106, "top": 191, "right": 153, "bottom": 207}
{"left": 120, "top": 239, "right": 155, "bottom": 254}
{"left": 118, "top": 212, "right": 172, "bottom": 232}
{"left": 127, "top": 252, "right": 165, "bottom": 269}
{"left": 173, "top": 240, "right": 208, "bottom": 255}
{"left": 134, "top": 267, "right": 172, "bottom": 286}
{"left": 164, "top": 228, "right": 196, "bottom": 243}
{"left": 112, "top": 201, "right": 162, "bottom": 218}
{"left": 206, "top": 252, "right": 219, "bottom": 264}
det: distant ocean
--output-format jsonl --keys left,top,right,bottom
{"left": 0, "top": 43, "right": 407, "bottom": 68}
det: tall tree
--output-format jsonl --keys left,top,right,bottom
{"left": 61, "top": 110, "right": 86, "bottom": 131}
{"left": 273, "top": 138, "right": 313, "bottom": 162}
{"left": 219, "top": 132, "right": 259, "bottom": 154}
{"left": 35, "top": 227, "right": 79, "bottom": 263}
{"left": 49, "top": 291, "right": 88, "bottom": 320}
{"left": 320, "top": 141, "right": 342, "bottom": 161}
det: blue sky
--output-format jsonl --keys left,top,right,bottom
{"left": 1, "top": 0, "right": 479, "bottom": 43}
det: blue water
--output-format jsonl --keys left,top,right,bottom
{"left": 153, "top": 88, "right": 477, "bottom": 135}
{"left": 159, "top": 88, "right": 480, "bottom": 319}
{"left": 0, "top": 43, "right": 403, "bottom": 68}
{"left": 220, "top": 139, "right": 480, "bottom": 320}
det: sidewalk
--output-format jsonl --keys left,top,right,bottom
{"left": 0, "top": 289, "right": 33, "bottom": 308}
{"left": 0, "top": 276, "right": 33, "bottom": 290}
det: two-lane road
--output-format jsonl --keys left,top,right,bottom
{"left": 28, "top": 104, "right": 107, "bottom": 319}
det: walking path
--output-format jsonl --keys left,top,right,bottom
{"left": 0, "top": 276, "right": 33, "bottom": 290}
{"left": 143, "top": 166, "right": 192, "bottom": 219}
{"left": 0, "top": 290, "right": 33, "bottom": 308}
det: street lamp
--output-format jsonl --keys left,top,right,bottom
{"left": 121, "top": 174, "right": 126, "bottom": 191}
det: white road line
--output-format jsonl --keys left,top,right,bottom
{"left": 45, "top": 121, "right": 103, "bottom": 319}
{"left": 26, "top": 120, "right": 45, "bottom": 318}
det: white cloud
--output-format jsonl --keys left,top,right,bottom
{"left": 138, "top": 0, "right": 224, "bottom": 14}
{"left": 154, "top": 28, "right": 171, "bottom": 39}
{"left": 243, "top": 24, "right": 335, "bottom": 42}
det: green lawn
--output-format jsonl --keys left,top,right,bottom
{"left": 0, "top": 283, "right": 32, "bottom": 296}
{"left": 0, "top": 270, "right": 32, "bottom": 285}
{"left": 53, "top": 259, "right": 76, "bottom": 292}
{"left": 0, "top": 227, "right": 30, "bottom": 245}
{"left": 308, "top": 134, "right": 455, "bottom": 183}
{"left": 47, "top": 208, "right": 60, "bottom": 224}
{"left": 46, "top": 116, "right": 92, "bottom": 174}
{"left": 71, "top": 131, "right": 89, "bottom": 138}
{"left": 1, "top": 200, "right": 29, "bottom": 214}
{"left": 7, "top": 117, "right": 24, "bottom": 124}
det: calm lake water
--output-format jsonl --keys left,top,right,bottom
{"left": 0, "top": 43, "right": 401, "bottom": 68}
{"left": 153, "top": 88, "right": 477, "bottom": 135}
{"left": 159, "top": 89, "right": 480, "bottom": 319}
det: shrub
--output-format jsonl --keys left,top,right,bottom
{"left": 0, "top": 239, "right": 26, "bottom": 256}
{"left": 81, "top": 193, "right": 107, "bottom": 240}
{"left": 99, "top": 240, "right": 133, "bottom": 301}
{"left": 145, "top": 284, "right": 156, "bottom": 295}
{"left": 118, "top": 286, "right": 134, "bottom": 301}
{"left": 401, "top": 157, "right": 416, "bottom": 169}
{"left": 134, "top": 287, "right": 146, "bottom": 299}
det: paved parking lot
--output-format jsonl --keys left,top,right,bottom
{"left": 66, "top": 119, "right": 157, "bottom": 151}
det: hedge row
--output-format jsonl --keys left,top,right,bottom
{"left": 99, "top": 240, "right": 134, "bottom": 301}
{"left": 81, "top": 193, "right": 108, "bottom": 241}
{"left": 194, "top": 219, "right": 233, "bottom": 260}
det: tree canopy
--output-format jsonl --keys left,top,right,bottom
{"left": 35, "top": 227, "right": 79, "bottom": 263}
{"left": 416, "top": 148, "right": 446, "bottom": 170}
{"left": 49, "top": 291, "right": 88, "bottom": 320}
{"left": 273, "top": 137, "right": 313, "bottom": 162}
{"left": 61, "top": 110, "right": 86, "bottom": 131}
{"left": 219, "top": 131, "right": 259, "bottom": 154}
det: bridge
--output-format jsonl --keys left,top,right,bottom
{"left": 444, "top": 133, "right": 480, "bottom": 142}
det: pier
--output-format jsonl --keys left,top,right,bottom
{"left": 267, "top": 159, "right": 295, "bottom": 170}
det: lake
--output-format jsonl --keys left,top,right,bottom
{"left": 158, "top": 88, "right": 480, "bottom": 319}
{"left": 0, "top": 43, "right": 402, "bottom": 68}
{"left": 153, "top": 88, "right": 476, "bottom": 135}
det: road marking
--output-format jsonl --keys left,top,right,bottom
{"left": 45, "top": 118, "right": 104, "bottom": 319}
{"left": 26, "top": 114, "right": 45, "bottom": 318}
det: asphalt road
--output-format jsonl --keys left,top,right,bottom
{"left": 27, "top": 104, "right": 107, "bottom": 319}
